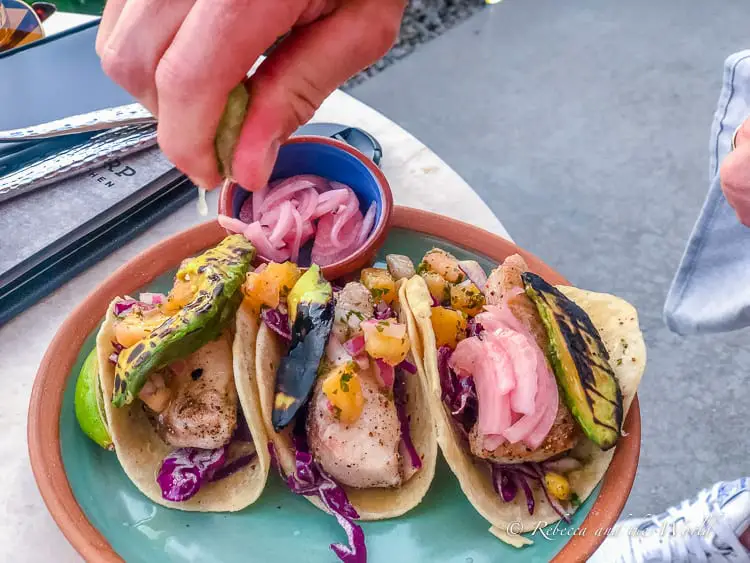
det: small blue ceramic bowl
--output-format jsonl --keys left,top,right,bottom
{"left": 218, "top": 135, "right": 393, "bottom": 279}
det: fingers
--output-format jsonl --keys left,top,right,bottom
{"left": 98, "top": 0, "right": 195, "bottom": 114}
{"left": 95, "top": 0, "right": 126, "bottom": 56}
{"left": 721, "top": 140, "right": 750, "bottom": 226}
{"left": 154, "top": 0, "right": 311, "bottom": 189}
{"left": 231, "top": 0, "right": 406, "bottom": 190}
{"left": 734, "top": 117, "right": 750, "bottom": 149}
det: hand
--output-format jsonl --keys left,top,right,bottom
{"left": 721, "top": 117, "right": 750, "bottom": 225}
{"left": 96, "top": 0, "right": 406, "bottom": 190}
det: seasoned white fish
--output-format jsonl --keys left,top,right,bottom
{"left": 307, "top": 369, "right": 402, "bottom": 488}
{"left": 158, "top": 336, "right": 238, "bottom": 450}
{"left": 332, "top": 282, "right": 374, "bottom": 341}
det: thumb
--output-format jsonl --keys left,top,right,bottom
{"left": 230, "top": 0, "right": 405, "bottom": 191}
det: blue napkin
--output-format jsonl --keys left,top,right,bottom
{"left": 664, "top": 50, "right": 750, "bottom": 334}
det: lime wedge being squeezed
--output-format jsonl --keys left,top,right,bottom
{"left": 74, "top": 347, "right": 113, "bottom": 450}
{"left": 215, "top": 83, "right": 250, "bottom": 180}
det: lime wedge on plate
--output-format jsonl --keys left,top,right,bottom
{"left": 74, "top": 348, "right": 113, "bottom": 450}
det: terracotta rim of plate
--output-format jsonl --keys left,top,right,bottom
{"left": 27, "top": 207, "right": 640, "bottom": 563}
{"left": 217, "top": 135, "right": 394, "bottom": 280}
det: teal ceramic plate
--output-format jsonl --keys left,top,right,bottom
{"left": 29, "top": 208, "right": 640, "bottom": 563}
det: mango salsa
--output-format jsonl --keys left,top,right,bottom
{"left": 421, "top": 271, "right": 450, "bottom": 305}
{"left": 430, "top": 306, "right": 467, "bottom": 349}
{"left": 360, "top": 267, "right": 396, "bottom": 304}
{"left": 544, "top": 472, "right": 571, "bottom": 501}
{"left": 322, "top": 362, "right": 364, "bottom": 424}
{"left": 419, "top": 248, "right": 465, "bottom": 283}
{"left": 114, "top": 311, "right": 169, "bottom": 348}
{"left": 243, "top": 261, "right": 301, "bottom": 310}
{"left": 363, "top": 319, "right": 410, "bottom": 366}
{"left": 450, "top": 281, "right": 485, "bottom": 317}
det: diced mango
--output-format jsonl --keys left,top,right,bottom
{"left": 450, "top": 281, "right": 486, "bottom": 317}
{"left": 430, "top": 306, "right": 467, "bottom": 349}
{"left": 360, "top": 268, "right": 396, "bottom": 304}
{"left": 114, "top": 311, "right": 168, "bottom": 348}
{"left": 544, "top": 472, "right": 571, "bottom": 501}
{"left": 322, "top": 362, "right": 364, "bottom": 424}
{"left": 419, "top": 249, "right": 465, "bottom": 283}
{"left": 242, "top": 261, "right": 301, "bottom": 309}
{"left": 363, "top": 319, "right": 410, "bottom": 366}
{"left": 421, "top": 271, "right": 450, "bottom": 305}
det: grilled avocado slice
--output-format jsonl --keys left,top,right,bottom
{"left": 272, "top": 264, "right": 333, "bottom": 431}
{"left": 522, "top": 272, "right": 623, "bottom": 450}
{"left": 112, "top": 235, "right": 255, "bottom": 407}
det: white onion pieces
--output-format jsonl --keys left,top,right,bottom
{"left": 219, "top": 175, "right": 376, "bottom": 266}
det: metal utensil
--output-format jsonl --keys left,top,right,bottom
{"left": 0, "top": 124, "right": 157, "bottom": 203}
{"left": 0, "top": 103, "right": 155, "bottom": 142}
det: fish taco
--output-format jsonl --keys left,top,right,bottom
{"left": 239, "top": 257, "right": 437, "bottom": 526}
{"left": 94, "top": 235, "right": 270, "bottom": 511}
{"left": 401, "top": 249, "right": 645, "bottom": 544}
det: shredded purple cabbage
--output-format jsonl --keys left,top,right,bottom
{"left": 397, "top": 359, "right": 417, "bottom": 374}
{"left": 157, "top": 447, "right": 227, "bottom": 502}
{"left": 466, "top": 318, "right": 485, "bottom": 339}
{"left": 437, "top": 346, "right": 478, "bottom": 432}
{"left": 516, "top": 471, "right": 536, "bottom": 515}
{"left": 281, "top": 437, "right": 366, "bottom": 563}
{"left": 374, "top": 301, "right": 394, "bottom": 320}
{"left": 491, "top": 465, "right": 518, "bottom": 502}
{"left": 530, "top": 462, "right": 571, "bottom": 522}
{"left": 232, "top": 409, "right": 253, "bottom": 443}
{"left": 490, "top": 463, "right": 572, "bottom": 522}
{"left": 262, "top": 307, "right": 291, "bottom": 342}
{"left": 394, "top": 370, "right": 422, "bottom": 470}
{"left": 210, "top": 452, "right": 257, "bottom": 482}
{"left": 113, "top": 298, "right": 154, "bottom": 317}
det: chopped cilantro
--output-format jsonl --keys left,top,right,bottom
{"left": 332, "top": 406, "right": 342, "bottom": 420}
{"left": 340, "top": 373, "right": 352, "bottom": 392}
{"left": 346, "top": 310, "right": 365, "bottom": 321}
{"left": 370, "top": 287, "right": 390, "bottom": 301}
{"left": 443, "top": 285, "right": 452, "bottom": 303}
{"left": 416, "top": 262, "right": 428, "bottom": 275}
{"left": 570, "top": 493, "right": 581, "bottom": 507}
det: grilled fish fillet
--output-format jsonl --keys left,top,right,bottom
{"left": 307, "top": 369, "right": 402, "bottom": 488}
{"left": 473, "top": 254, "right": 580, "bottom": 463}
{"left": 158, "top": 336, "right": 238, "bottom": 450}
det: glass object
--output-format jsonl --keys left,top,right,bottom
{"left": 0, "top": 0, "right": 45, "bottom": 54}
{"left": 0, "top": 3, "right": 11, "bottom": 46}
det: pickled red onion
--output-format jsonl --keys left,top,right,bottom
{"left": 269, "top": 201, "right": 294, "bottom": 247}
{"left": 331, "top": 192, "right": 360, "bottom": 248}
{"left": 449, "top": 301, "right": 558, "bottom": 451}
{"left": 314, "top": 190, "right": 350, "bottom": 219}
{"left": 356, "top": 202, "right": 377, "bottom": 247}
{"left": 221, "top": 175, "right": 377, "bottom": 266}
{"left": 289, "top": 206, "right": 303, "bottom": 263}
